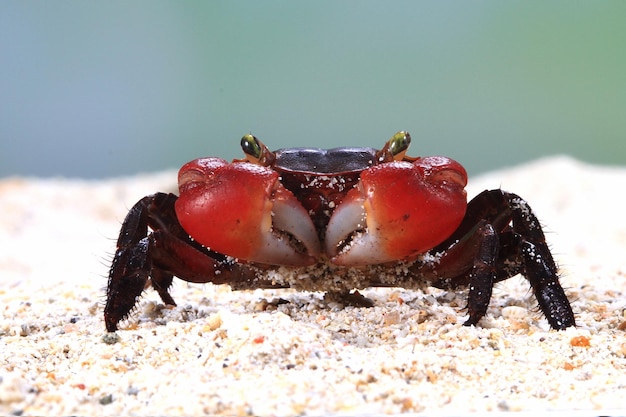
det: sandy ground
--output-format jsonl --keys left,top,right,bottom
{"left": 0, "top": 156, "right": 625, "bottom": 415}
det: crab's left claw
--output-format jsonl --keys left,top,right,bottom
{"left": 175, "top": 158, "right": 321, "bottom": 266}
{"left": 325, "top": 157, "right": 468, "bottom": 266}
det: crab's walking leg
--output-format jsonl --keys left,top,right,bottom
{"left": 105, "top": 193, "right": 256, "bottom": 332}
{"left": 480, "top": 190, "right": 575, "bottom": 329}
{"left": 463, "top": 223, "right": 499, "bottom": 326}
{"left": 504, "top": 193, "right": 576, "bottom": 329}
{"left": 105, "top": 195, "right": 156, "bottom": 332}
{"left": 428, "top": 190, "right": 575, "bottom": 330}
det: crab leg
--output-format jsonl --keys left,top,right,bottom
{"left": 105, "top": 192, "right": 257, "bottom": 332}
{"left": 427, "top": 190, "right": 575, "bottom": 330}
{"left": 506, "top": 194, "right": 575, "bottom": 329}
{"left": 462, "top": 223, "right": 499, "bottom": 326}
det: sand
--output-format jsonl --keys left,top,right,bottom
{"left": 0, "top": 156, "right": 625, "bottom": 415}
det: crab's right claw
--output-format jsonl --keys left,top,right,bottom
{"left": 176, "top": 158, "right": 321, "bottom": 266}
{"left": 325, "top": 157, "right": 468, "bottom": 266}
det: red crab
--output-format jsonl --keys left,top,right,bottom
{"left": 105, "top": 131, "right": 575, "bottom": 332}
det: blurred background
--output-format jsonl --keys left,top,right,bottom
{"left": 1, "top": 1, "right": 625, "bottom": 179}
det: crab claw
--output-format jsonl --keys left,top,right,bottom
{"left": 175, "top": 158, "right": 321, "bottom": 266}
{"left": 325, "top": 157, "right": 468, "bottom": 266}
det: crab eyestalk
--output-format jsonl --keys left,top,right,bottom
{"left": 240, "top": 134, "right": 276, "bottom": 166}
{"left": 376, "top": 131, "right": 412, "bottom": 163}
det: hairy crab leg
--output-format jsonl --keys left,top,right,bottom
{"left": 105, "top": 192, "right": 257, "bottom": 332}
{"left": 486, "top": 190, "right": 575, "bottom": 329}
{"left": 463, "top": 223, "right": 499, "bottom": 326}
{"left": 105, "top": 235, "right": 152, "bottom": 332}
{"left": 426, "top": 190, "right": 575, "bottom": 330}
{"left": 505, "top": 194, "right": 576, "bottom": 329}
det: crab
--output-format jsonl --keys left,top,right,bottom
{"left": 104, "top": 131, "right": 575, "bottom": 332}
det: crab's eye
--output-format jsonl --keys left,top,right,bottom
{"left": 240, "top": 134, "right": 275, "bottom": 166}
{"left": 376, "top": 131, "right": 413, "bottom": 163}
{"left": 388, "top": 131, "right": 411, "bottom": 159}
{"left": 387, "top": 131, "right": 411, "bottom": 161}
{"left": 241, "top": 134, "right": 263, "bottom": 162}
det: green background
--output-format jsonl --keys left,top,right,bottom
{"left": 1, "top": 1, "right": 625, "bottom": 178}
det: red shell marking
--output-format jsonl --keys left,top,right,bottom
{"left": 361, "top": 157, "right": 467, "bottom": 257}
{"left": 176, "top": 158, "right": 271, "bottom": 257}
{"left": 175, "top": 157, "right": 320, "bottom": 266}
{"left": 175, "top": 152, "right": 467, "bottom": 267}
{"left": 326, "top": 156, "right": 467, "bottom": 265}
